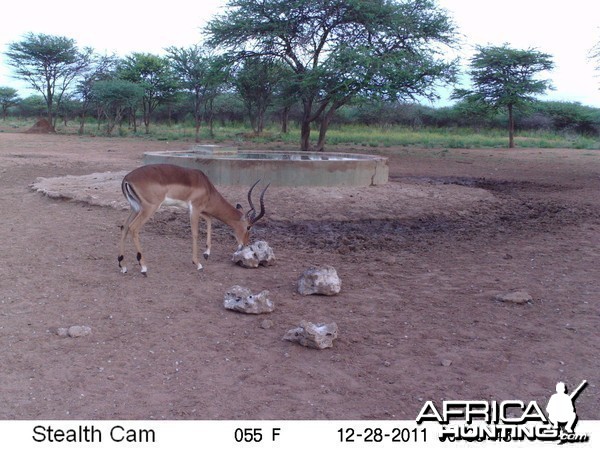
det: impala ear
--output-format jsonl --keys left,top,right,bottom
{"left": 236, "top": 203, "right": 243, "bottom": 210}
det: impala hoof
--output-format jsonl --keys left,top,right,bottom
{"left": 203, "top": 253, "right": 209, "bottom": 260}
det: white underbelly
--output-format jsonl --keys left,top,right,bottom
{"left": 162, "top": 197, "right": 190, "bottom": 209}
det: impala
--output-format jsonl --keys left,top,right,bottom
{"left": 118, "top": 163, "right": 269, "bottom": 275}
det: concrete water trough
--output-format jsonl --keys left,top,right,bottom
{"left": 143, "top": 145, "right": 388, "bottom": 187}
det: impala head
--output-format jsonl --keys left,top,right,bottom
{"left": 236, "top": 179, "right": 270, "bottom": 247}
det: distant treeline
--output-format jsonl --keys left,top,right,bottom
{"left": 330, "top": 100, "right": 600, "bottom": 136}
{"left": 5, "top": 93, "right": 600, "bottom": 136}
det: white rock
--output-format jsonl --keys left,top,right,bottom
{"left": 56, "top": 327, "right": 69, "bottom": 337}
{"left": 67, "top": 325, "right": 92, "bottom": 338}
{"left": 232, "top": 240, "right": 275, "bottom": 268}
{"left": 252, "top": 240, "right": 275, "bottom": 263}
{"left": 297, "top": 265, "right": 341, "bottom": 296}
{"left": 232, "top": 246, "right": 257, "bottom": 267}
{"left": 283, "top": 321, "right": 339, "bottom": 349}
{"left": 223, "top": 285, "right": 275, "bottom": 314}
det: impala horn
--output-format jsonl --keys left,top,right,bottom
{"left": 246, "top": 179, "right": 270, "bottom": 225}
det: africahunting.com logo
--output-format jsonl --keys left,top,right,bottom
{"left": 416, "top": 380, "right": 589, "bottom": 444}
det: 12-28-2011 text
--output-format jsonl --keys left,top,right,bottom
{"left": 338, "top": 427, "right": 426, "bottom": 444}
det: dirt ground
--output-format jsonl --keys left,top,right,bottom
{"left": 0, "top": 131, "right": 598, "bottom": 421}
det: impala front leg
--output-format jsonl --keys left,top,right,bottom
{"left": 201, "top": 213, "right": 212, "bottom": 261}
{"left": 190, "top": 207, "right": 203, "bottom": 271}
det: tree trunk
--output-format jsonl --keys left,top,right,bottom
{"left": 207, "top": 98, "right": 215, "bottom": 138}
{"left": 280, "top": 106, "right": 289, "bottom": 134}
{"left": 299, "top": 98, "right": 314, "bottom": 151}
{"left": 46, "top": 87, "right": 55, "bottom": 131}
{"left": 78, "top": 113, "right": 86, "bottom": 135}
{"left": 300, "top": 119, "right": 311, "bottom": 151}
{"left": 508, "top": 104, "right": 515, "bottom": 148}
{"left": 194, "top": 118, "right": 201, "bottom": 143}
{"left": 194, "top": 92, "right": 202, "bottom": 143}
{"left": 132, "top": 110, "right": 138, "bottom": 133}
{"left": 248, "top": 105, "right": 257, "bottom": 134}
{"left": 96, "top": 108, "right": 102, "bottom": 131}
{"left": 257, "top": 107, "right": 265, "bottom": 135}
{"left": 143, "top": 100, "right": 151, "bottom": 134}
{"left": 315, "top": 106, "right": 338, "bottom": 152}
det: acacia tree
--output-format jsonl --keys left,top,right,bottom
{"left": 234, "top": 58, "right": 286, "bottom": 134}
{"left": 274, "top": 71, "right": 299, "bottom": 134}
{"left": 5, "top": 33, "right": 93, "bottom": 129}
{"left": 206, "top": 0, "right": 458, "bottom": 151}
{"left": 74, "top": 54, "right": 118, "bottom": 134}
{"left": 0, "top": 87, "right": 20, "bottom": 120}
{"left": 453, "top": 44, "right": 554, "bottom": 148}
{"left": 117, "top": 53, "right": 178, "bottom": 133}
{"left": 166, "top": 46, "right": 228, "bottom": 141}
{"left": 91, "top": 79, "right": 144, "bottom": 135}
{"left": 197, "top": 56, "right": 230, "bottom": 137}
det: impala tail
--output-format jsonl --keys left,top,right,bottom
{"left": 121, "top": 179, "right": 142, "bottom": 212}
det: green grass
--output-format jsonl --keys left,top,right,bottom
{"left": 2, "top": 118, "right": 599, "bottom": 150}
{"left": 318, "top": 125, "right": 600, "bottom": 149}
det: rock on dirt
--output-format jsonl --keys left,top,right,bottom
{"left": 232, "top": 240, "right": 275, "bottom": 268}
{"left": 297, "top": 265, "right": 341, "bottom": 296}
{"left": 283, "top": 320, "right": 339, "bottom": 349}
{"left": 494, "top": 290, "right": 533, "bottom": 305}
{"left": 223, "top": 285, "right": 275, "bottom": 314}
{"left": 56, "top": 325, "right": 92, "bottom": 338}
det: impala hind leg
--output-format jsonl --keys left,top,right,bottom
{"left": 118, "top": 210, "right": 137, "bottom": 273}
{"left": 127, "top": 204, "right": 159, "bottom": 275}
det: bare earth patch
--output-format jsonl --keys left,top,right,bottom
{"left": 0, "top": 132, "right": 598, "bottom": 421}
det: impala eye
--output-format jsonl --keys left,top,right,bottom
{"left": 236, "top": 203, "right": 243, "bottom": 210}
{"left": 247, "top": 225, "right": 252, "bottom": 231}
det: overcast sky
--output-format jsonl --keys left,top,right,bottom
{"left": 1, "top": 0, "right": 599, "bottom": 107}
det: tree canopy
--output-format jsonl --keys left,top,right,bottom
{"left": 166, "top": 46, "right": 228, "bottom": 140}
{"left": 91, "top": 79, "right": 144, "bottom": 135}
{"left": 117, "top": 53, "right": 178, "bottom": 133}
{"left": 453, "top": 44, "right": 554, "bottom": 148}
{"left": 5, "top": 32, "right": 93, "bottom": 129}
{"left": 234, "top": 58, "right": 287, "bottom": 135}
{"left": 0, "top": 86, "right": 20, "bottom": 120}
{"left": 206, "top": 0, "right": 458, "bottom": 150}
